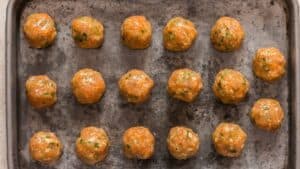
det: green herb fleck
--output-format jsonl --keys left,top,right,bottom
{"left": 94, "top": 143, "right": 99, "bottom": 148}
{"left": 126, "top": 144, "right": 131, "bottom": 149}
{"left": 74, "top": 32, "right": 88, "bottom": 42}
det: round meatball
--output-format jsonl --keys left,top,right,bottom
{"left": 253, "top": 47, "right": 286, "bottom": 82}
{"left": 167, "top": 68, "right": 203, "bottom": 102}
{"left": 163, "top": 17, "right": 197, "bottom": 52}
{"left": 167, "top": 126, "right": 200, "bottom": 160}
{"left": 250, "top": 98, "right": 284, "bottom": 131}
{"left": 118, "top": 69, "right": 154, "bottom": 104}
{"left": 212, "top": 123, "right": 247, "bottom": 157}
{"left": 23, "top": 13, "right": 57, "bottom": 48}
{"left": 213, "top": 69, "right": 249, "bottom": 104}
{"left": 210, "top": 16, "right": 245, "bottom": 52}
{"left": 29, "top": 131, "right": 62, "bottom": 164}
{"left": 71, "top": 68, "right": 106, "bottom": 104}
{"left": 122, "top": 126, "right": 155, "bottom": 159}
{"left": 76, "top": 127, "right": 110, "bottom": 165}
{"left": 121, "top": 16, "right": 152, "bottom": 49}
{"left": 25, "top": 75, "right": 57, "bottom": 109}
{"left": 71, "top": 16, "right": 104, "bottom": 48}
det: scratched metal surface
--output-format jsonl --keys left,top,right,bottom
{"left": 17, "top": 0, "right": 289, "bottom": 168}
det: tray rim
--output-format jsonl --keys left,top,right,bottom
{"left": 5, "top": 0, "right": 300, "bottom": 168}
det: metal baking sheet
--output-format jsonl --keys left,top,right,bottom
{"left": 5, "top": 0, "right": 300, "bottom": 168}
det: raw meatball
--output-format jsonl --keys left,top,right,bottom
{"left": 71, "top": 68, "right": 106, "bottom": 104}
{"left": 212, "top": 123, "right": 247, "bottom": 157}
{"left": 71, "top": 16, "right": 104, "bottom": 48}
{"left": 23, "top": 13, "right": 57, "bottom": 48}
{"left": 213, "top": 69, "right": 249, "bottom": 104}
{"left": 29, "top": 131, "right": 62, "bottom": 164}
{"left": 121, "top": 16, "right": 152, "bottom": 49}
{"left": 118, "top": 69, "right": 154, "bottom": 104}
{"left": 167, "top": 68, "right": 203, "bottom": 102}
{"left": 210, "top": 16, "right": 245, "bottom": 52}
{"left": 76, "top": 127, "right": 110, "bottom": 165}
{"left": 163, "top": 17, "right": 197, "bottom": 52}
{"left": 253, "top": 47, "right": 286, "bottom": 82}
{"left": 167, "top": 126, "right": 200, "bottom": 160}
{"left": 122, "top": 126, "right": 155, "bottom": 159}
{"left": 250, "top": 98, "right": 284, "bottom": 131}
{"left": 25, "top": 75, "right": 57, "bottom": 109}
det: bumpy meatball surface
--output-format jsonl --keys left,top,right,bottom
{"left": 71, "top": 16, "right": 104, "bottom": 48}
{"left": 167, "top": 68, "right": 203, "bottom": 102}
{"left": 212, "top": 123, "right": 247, "bottom": 157}
{"left": 122, "top": 126, "right": 155, "bottom": 159}
{"left": 118, "top": 69, "right": 154, "bottom": 104}
{"left": 213, "top": 69, "right": 249, "bottom": 104}
{"left": 167, "top": 126, "right": 200, "bottom": 160}
{"left": 29, "top": 131, "right": 62, "bottom": 164}
{"left": 250, "top": 98, "right": 284, "bottom": 132}
{"left": 121, "top": 16, "right": 152, "bottom": 49}
{"left": 163, "top": 17, "right": 197, "bottom": 52}
{"left": 253, "top": 47, "right": 286, "bottom": 82}
{"left": 76, "top": 127, "right": 110, "bottom": 165}
{"left": 210, "top": 16, "right": 245, "bottom": 52}
{"left": 23, "top": 13, "right": 57, "bottom": 48}
{"left": 71, "top": 68, "right": 106, "bottom": 104}
{"left": 26, "top": 75, "right": 57, "bottom": 109}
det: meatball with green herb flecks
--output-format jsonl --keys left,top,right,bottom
{"left": 29, "top": 131, "right": 62, "bottom": 164}
{"left": 76, "top": 127, "right": 110, "bottom": 165}
{"left": 210, "top": 16, "right": 245, "bottom": 52}
{"left": 163, "top": 17, "right": 197, "bottom": 52}
{"left": 167, "top": 126, "right": 200, "bottom": 160}
{"left": 121, "top": 16, "right": 152, "bottom": 49}
{"left": 250, "top": 98, "right": 284, "bottom": 132}
{"left": 253, "top": 47, "right": 286, "bottom": 82}
{"left": 122, "top": 126, "right": 155, "bottom": 159}
{"left": 26, "top": 75, "right": 57, "bottom": 109}
{"left": 212, "top": 123, "right": 247, "bottom": 157}
{"left": 213, "top": 69, "right": 249, "bottom": 104}
{"left": 23, "top": 13, "right": 57, "bottom": 48}
{"left": 167, "top": 68, "right": 203, "bottom": 102}
{"left": 71, "top": 16, "right": 104, "bottom": 48}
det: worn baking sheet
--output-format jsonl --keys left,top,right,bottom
{"left": 5, "top": 0, "right": 300, "bottom": 169}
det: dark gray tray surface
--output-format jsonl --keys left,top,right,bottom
{"left": 6, "top": 0, "right": 300, "bottom": 169}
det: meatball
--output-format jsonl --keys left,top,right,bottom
{"left": 122, "top": 126, "right": 155, "bottom": 159}
{"left": 29, "top": 131, "right": 62, "bottom": 164}
{"left": 71, "top": 16, "right": 104, "bottom": 48}
{"left": 167, "top": 126, "right": 200, "bottom": 160}
{"left": 71, "top": 68, "right": 106, "bottom": 104}
{"left": 23, "top": 13, "right": 57, "bottom": 48}
{"left": 212, "top": 123, "right": 247, "bottom": 157}
{"left": 210, "top": 16, "right": 245, "bottom": 52}
{"left": 253, "top": 47, "right": 286, "bottom": 82}
{"left": 76, "top": 127, "right": 110, "bottom": 165}
{"left": 121, "top": 16, "right": 152, "bottom": 49}
{"left": 167, "top": 68, "right": 203, "bottom": 102}
{"left": 25, "top": 75, "right": 57, "bottom": 109}
{"left": 163, "top": 17, "right": 197, "bottom": 52}
{"left": 118, "top": 69, "right": 154, "bottom": 104}
{"left": 250, "top": 98, "right": 284, "bottom": 131}
{"left": 213, "top": 69, "right": 249, "bottom": 104}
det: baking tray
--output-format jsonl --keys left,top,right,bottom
{"left": 5, "top": 0, "right": 300, "bottom": 168}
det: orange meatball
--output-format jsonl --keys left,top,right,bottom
{"left": 121, "top": 16, "right": 152, "bottom": 49}
{"left": 163, "top": 17, "right": 197, "bottom": 52}
{"left": 71, "top": 68, "right": 106, "bottom": 104}
{"left": 167, "top": 126, "right": 200, "bottom": 160}
{"left": 23, "top": 13, "right": 57, "bottom": 48}
{"left": 76, "top": 127, "right": 110, "bottom": 165}
{"left": 29, "top": 131, "right": 62, "bottom": 164}
{"left": 71, "top": 16, "right": 104, "bottom": 48}
{"left": 25, "top": 75, "right": 57, "bottom": 109}
{"left": 122, "top": 126, "right": 155, "bottom": 159}
{"left": 118, "top": 69, "right": 154, "bottom": 104}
